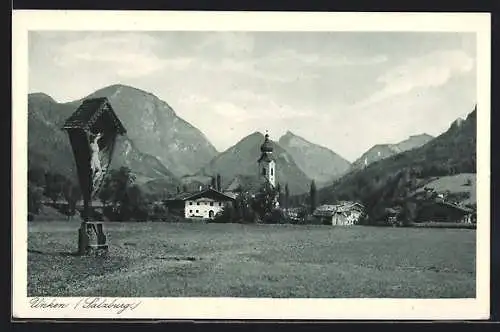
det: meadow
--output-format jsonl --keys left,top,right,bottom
{"left": 28, "top": 222, "right": 476, "bottom": 298}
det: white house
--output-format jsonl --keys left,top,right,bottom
{"left": 163, "top": 188, "right": 235, "bottom": 220}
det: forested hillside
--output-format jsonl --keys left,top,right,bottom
{"left": 314, "top": 106, "right": 477, "bottom": 222}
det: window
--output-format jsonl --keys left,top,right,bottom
{"left": 189, "top": 210, "right": 192, "bottom": 213}
{"left": 262, "top": 167, "right": 266, "bottom": 176}
{"left": 210, "top": 202, "right": 214, "bottom": 206}
{"left": 196, "top": 210, "right": 199, "bottom": 213}
{"left": 271, "top": 168, "right": 274, "bottom": 176}
{"left": 189, "top": 202, "right": 193, "bottom": 205}
{"left": 197, "top": 202, "right": 200, "bottom": 205}
{"left": 219, "top": 202, "right": 222, "bottom": 206}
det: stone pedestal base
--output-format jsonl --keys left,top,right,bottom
{"left": 78, "top": 221, "right": 108, "bottom": 256}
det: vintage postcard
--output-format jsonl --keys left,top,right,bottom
{"left": 12, "top": 10, "right": 491, "bottom": 320}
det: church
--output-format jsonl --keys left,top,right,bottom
{"left": 257, "top": 132, "right": 280, "bottom": 208}
{"left": 223, "top": 132, "right": 280, "bottom": 208}
{"left": 258, "top": 132, "right": 276, "bottom": 188}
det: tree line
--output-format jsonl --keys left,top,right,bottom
{"left": 29, "top": 162, "right": 344, "bottom": 225}
{"left": 28, "top": 167, "right": 82, "bottom": 220}
{"left": 28, "top": 165, "right": 151, "bottom": 222}
{"left": 28, "top": 165, "right": 257, "bottom": 223}
{"left": 212, "top": 179, "right": 319, "bottom": 225}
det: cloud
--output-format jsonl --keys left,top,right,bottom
{"left": 195, "top": 32, "right": 255, "bottom": 56}
{"left": 264, "top": 49, "right": 388, "bottom": 67}
{"left": 177, "top": 94, "right": 211, "bottom": 106}
{"left": 213, "top": 101, "right": 253, "bottom": 120}
{"left": 357, "top": 49, "right": 475, "bottom": 107}
{"left": 50, "top": 31, "right": 388, "bottom": 84}
{"left": 176, "top": 45, "right": 388, "bottom": 84}
{"left": 197, "top": 50, "right": 387, "bottom": 84}
{"left": 53, "top": 32, "right": 195, "bottom": 77}
{"left": 190, "top": 57, "right": 305, "bottom": 83}
{"left": 177, "top": 87, "right": 311, "bottom": 127}
{"left": 234, "top": 49, "right": 389, "bottom": 84}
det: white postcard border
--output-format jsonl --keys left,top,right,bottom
{"left": 12, "top": 10, "right": 491, "bottom": 320}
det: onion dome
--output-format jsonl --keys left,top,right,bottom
{"left": 260, "top": 133, "right": 274, "bottom": 153}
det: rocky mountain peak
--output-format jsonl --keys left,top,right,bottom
{"left": 29, "top": 84, "right": 219, "bottom": 179}
{"left": 278, "top": 130, "right": 351, "bottom": 185}
{"left": 76, "top": 84, "right": 218, "bottom": 176}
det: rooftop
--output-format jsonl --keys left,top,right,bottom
{"left": 260, "top": 133, "right": 274, "bottom": 153}
{"left": 313, "top": 201, "right": 365, "bottom": 217}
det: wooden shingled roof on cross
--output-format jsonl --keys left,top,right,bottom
{"left": 62, "top": 97, "right": 126, "bottom": 134}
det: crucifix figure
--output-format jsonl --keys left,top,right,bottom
{"left": 90, "top": 132, "right": 103, "bottom": 190}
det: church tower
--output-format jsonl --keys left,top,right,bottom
{"left": 258, "top": 132, "right": 276, "bottom": 188}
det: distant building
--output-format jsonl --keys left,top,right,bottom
{"left": 313, "top": 201, "right": 365, "bottom": 225}
{"left": 416, "top": 201, "right": 476, "bottom": 224}
{"left": 163, "top": 188, "right": 235, "bottom": 220}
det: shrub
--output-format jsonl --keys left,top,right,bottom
{"left": 211, "top": 206, "right": 234, "bottom": 223}
{"left": 262, "top": 208, "right": 289, "bottom": 224}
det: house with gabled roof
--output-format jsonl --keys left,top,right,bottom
{"left": 313, "top": 201, "right": 365, "bottom": 225}
{"left": 163, "top": 188, "right": 235, "bottom": 220}
{"left": 415, "top": 200, "right": 476, "bottom": 224}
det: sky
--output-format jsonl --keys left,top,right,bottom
{"left": 28, "top": 31, "right": 477, "bottom": 162}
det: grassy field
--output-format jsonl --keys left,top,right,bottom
{"left": 28, "top": 222, "right": 476, "bottom": 298}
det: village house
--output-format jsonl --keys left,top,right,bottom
{"left": 313, "top": 201, "right": 365, "bottom": 226}
{"left": 415, "top": 200, "right": 476, "bottom": 224}
{"left": 163, "top": 188, "right": 235, "bottom": 220}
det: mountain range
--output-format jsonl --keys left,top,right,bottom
{"left": 28, "top": 85, "right": 219, "bottom": 193}
{"left": 350, "top": 134, "right": 434, "bottom": 170}
{"left": 28, "top": 85, "right": 349, "bottom": 196}
{"left": 194, "top": 132, "right": 312, "bottom": 195}
{"left": 28, "top": 83, "right": 465, "bottom": 199}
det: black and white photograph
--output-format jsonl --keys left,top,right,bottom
{"left": 12, "top": 11, "right": 491, "bottom": 320}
